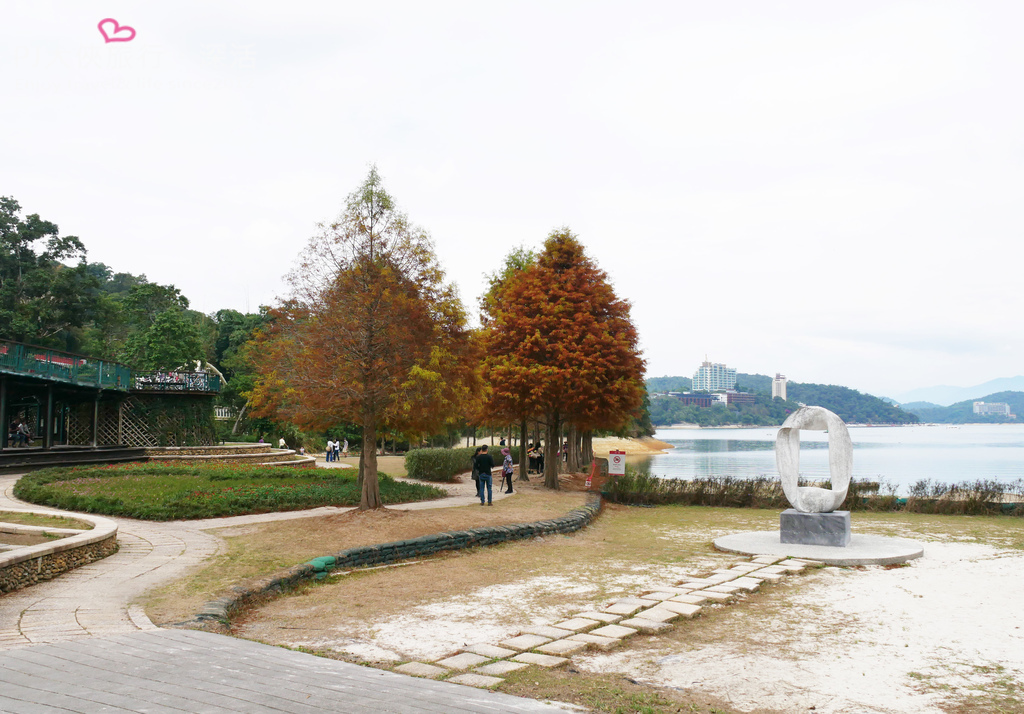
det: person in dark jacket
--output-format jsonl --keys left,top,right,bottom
{"left": 473, "top": 447, "right": 495, "bottom": 505}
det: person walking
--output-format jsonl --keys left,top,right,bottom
{"left": 326, "top": 439, "right": 334, "bottom": 462}
{"left": 473, "top": 446, "right": 494, "bottom": 505}
{"left": 501, "top": 447, "right": 514, "bottom": 494}
{"left": 342, "top": 439, "right": 349, "bottom": 458}
{"left": 470, "top": 445, "right": 484, "bottom": 495}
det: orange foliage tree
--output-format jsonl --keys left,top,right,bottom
{"left": 249, "top": 168, "right": 477, "bottom": 509}
{"left": 482, "top": 228, "right": 645, "bottom": 489}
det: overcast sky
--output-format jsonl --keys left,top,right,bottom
{"left": 2, "top": 1, "right": 1022, "bottom": 399}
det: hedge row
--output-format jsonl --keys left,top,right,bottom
{"left": 192, "top": 492, "right": 601, "bottom": 625}
{"left": 405, "top": 445, "right": 519, "bottom": 482}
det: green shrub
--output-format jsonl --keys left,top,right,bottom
{"left": 602, "top": 465, "right": 1024, "bottom": 516}
{"left": 405, "top": 445, "right": 519, "bottom": 482}
{"left": 13, "top": 463, "right": 445, "bottom": 520}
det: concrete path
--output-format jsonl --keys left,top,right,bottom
{"left": 0, "top": 472, "right": 567, "bottom": 712}
{"left": 0, "top": 629, "right": 569, "bottom": 712}
{"left": 0, "top": 470, "right": 511, "bottom": 647}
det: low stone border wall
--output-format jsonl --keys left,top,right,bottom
{"left": 188, "top": 493, "right": 603, "bottom": 626}
{"left": 0, "top": 511, "right": 118, "bottom": 594}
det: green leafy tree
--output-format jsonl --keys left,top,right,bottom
{"left": 0, "top": 196, "right": 101, "bottom": 346}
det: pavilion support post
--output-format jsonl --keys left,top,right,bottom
{"left": 0, "top": 378, "right": 7, "bottom": 450}
{"left": 92, "top": 393, "right": 100, "bottom": 448}
{"left": 45, "top": 384, "right": 53, "bottom": 450}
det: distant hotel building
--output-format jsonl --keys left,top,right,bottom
{"left": 973, "top": 401, "right": 1011, "bottom": 417}
{"left": 772, "top": 373, "right": 787, "bottom": 401}
{"left": 693, "top": 360, "right": 736, "bottom": 392}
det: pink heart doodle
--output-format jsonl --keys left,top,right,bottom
{"left": 98, "top": 18, "right": 136, "bottom": 43}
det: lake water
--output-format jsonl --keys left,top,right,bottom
{"left": 645, "top": 424, "right": 1024, "bottom": 492}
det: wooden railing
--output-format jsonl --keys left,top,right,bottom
{"left": 0, "top": 340, "right": 130, "bottom": 391}
{"left": 131, "top": 371, "right": 221, "bottom": 394}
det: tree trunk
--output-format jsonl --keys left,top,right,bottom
{"left": 518, "top": 417, "right": 528, "bottom": 481}
{"left": 230, "top": 401, "right": 248, "bottom": 436}
{"left": 360, "top": 415, "right": 383, "bottom": 509}
{"left": 566, "top": 423, "right": 580, "bottom": 473}
{"left": 544, "top": 412, "right": 561, "bottom": 489}
{"left": 582, "top": 430, "right": 593, "bottom": 465}
{"left": 357, "top": 449, "right": 365, "bottom": 492}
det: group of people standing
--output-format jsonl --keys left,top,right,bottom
{"left": 324, "top": 438, "right": 349, "bottom": 461}
{"left": 471, "top": 446, "right": 514, "bottom": 505}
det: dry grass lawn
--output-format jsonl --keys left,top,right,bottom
{"left": 143, "top": 486, "right": 587, "bottom": 625}
{"left": 227, "top": 506, "right": 1024, "bottom": 713}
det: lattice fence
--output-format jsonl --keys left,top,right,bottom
{"left": 63, "top": 396, "right": 216, "bottom": 447}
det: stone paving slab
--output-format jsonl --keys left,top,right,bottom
{"left": 693, "top": 590, "right": 734, "bottom": 602}
{"left": 536, "top": 639, "right": 589, "bottom": 656}
{"left": 653, "top": 601, "right": 702, "bottom": 618}
{"left": 512, "top": 652, "right": 569, "bottom": 668}
{"left": 639, "top": 591, "right": 678, "bottom": 601}
{"left": 523, "top": 625, "right": 574, "bottom": 639}
{"left": 475, "top": 661, "right": 530, "bottom": 676}
{"left": 573, "top": 611, "right": 622, "bottom": 624}
{"left": 641, "top": 586, "right": 693, "bottom": 595}
{"left": 669, "top": 593, "right": 708, "bottom": 605}
{"left": 746, "top": 570, "right": 783, "bottom": 582}
{"left": 728, "top": 577, "right": 763, "bottom": 591}
{"left": 752, "top": 554, "right": 788, "bottom": 564}
{"left": 437, "top": 652, "right": 491, "bottom": 670}
{"left": 462, "top": 643, "right": 518, "bottom": 659}
{"left": 448, "top": 673, "right": 504, "bottom": 689}
{"left": 552, "top": 618, "right": 600, "bottom": 632}
{"left": 396, "top": 662, "right": 448, "bottom": 678}
{"left": 603, "top": 602, "right": 644, "bottom": 616}
{"left": 500, "top": 634, "right": 552, "bottom": 651}
{"left": 567, "top": 633, "right": 621, "bottom": 650}
{"left": 0, "top": 630, "right": 570, "bottom": 712}
{"left": 618, "top": 617, "right": 671, "bottom": 633}
{"left": 590, "top": 624, "right": 637, "bottom": 639}
{"left": 633, "top": 608, "right": 678, "bottom": 623}
{"left": 705, "top": 584, "right": 742, "bottom": 594}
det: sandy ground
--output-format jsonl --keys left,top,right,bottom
{"left": 577, "top": 541, "right": 1024, "bottom": 713}
{"left": 591, "top": 436, "right": 674, "bottom": 456}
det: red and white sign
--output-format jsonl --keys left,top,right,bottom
{"left": 609, "top": 450, "right": 626, "bottom": 476}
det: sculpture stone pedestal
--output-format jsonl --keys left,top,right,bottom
{"left": 780, "top": 509, "right": 851, "bottom": 547}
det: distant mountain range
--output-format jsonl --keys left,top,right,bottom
{"left": 646, "top": 373, "right": 915, "bottom": 425}
{"left": 900, "top": 391, "right": 1024, "bottom": 423}
{"left": 890, "top": 376, "right": 1024, "bottom": 407}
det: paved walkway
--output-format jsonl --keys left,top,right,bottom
{"left": 0, "top": 471, "right": 511, "bottom": 647}
{"left": 0, "top": 630, "right": 568, "bottom": 713}
{"left": 0, "top": 472, "right": 564, "bottom": 711}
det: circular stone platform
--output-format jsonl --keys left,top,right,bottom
{"left": 714, "top": 530, "right": 924, "bottom": 566}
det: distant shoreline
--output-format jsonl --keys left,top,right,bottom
{"left": 656, "top": 422, "right": 1021, "bottom": 430}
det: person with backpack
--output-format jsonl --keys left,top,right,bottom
{"left": 326, "top": 439, "right": 334, "bottom": 462}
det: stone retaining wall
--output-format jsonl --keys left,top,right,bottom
{"left": 190, "top": 493, "right": 603, "bottom": 626}
{"left": 0, "top": 512, "right": 119, "bottom": 594}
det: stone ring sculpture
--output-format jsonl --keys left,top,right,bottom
{"left": 775, "top": 406, "right": 852, "bottom": 513}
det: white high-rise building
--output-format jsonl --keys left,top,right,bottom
{"left": 772, "top": 373, "right": 787, "bottom": 401}
{"left": 692, "top": 360, "right": 736, "bottom": 392}
{"left": 973, "top": 401, "right": 1010, "bottom": 416}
